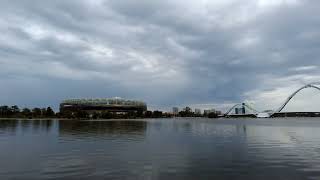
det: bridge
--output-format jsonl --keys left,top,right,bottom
{"left": 224, "top": 103, "right": 260, "bottom": 118}
{"left": 271, "top": 83, "right": 320, "bottom": 117}
{"left": 224, "top": 83, "right": 320, "bottom": 118}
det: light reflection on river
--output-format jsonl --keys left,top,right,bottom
{"left": 1, "top": 118, "right": 320, "bottom": 179}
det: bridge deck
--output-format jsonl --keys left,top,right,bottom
{"left": 225, "top": 114, "right": 257, "bottom": 118}
{"left": 271, "top": 112, "right": 320, "bottom": 117}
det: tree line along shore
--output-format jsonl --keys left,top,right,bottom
{"left": 0, "top": 105, "right": 220, "bottom": 119}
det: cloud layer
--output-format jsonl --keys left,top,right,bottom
{"left": 0, "top": 0, "right": 320, "bottom": 111}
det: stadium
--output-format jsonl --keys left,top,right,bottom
{"left": 60, "top": 97, "right": 147, "bottom": 114}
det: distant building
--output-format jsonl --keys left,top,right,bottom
{"left": 204, "top": 109, "right": 215, "bottom": 114}
{"left": 60, "top": 97, "right": 147, "bottom": 115}
{"left": 215, "top": 110, "right": 222, "bottom": 115}
{"left": 195, "top": 108, "right": 202, "bottom": 115}
{"left": 235, "top": 107, "right": 245, "bottom": 114}
{"left": 204, "top": 109, "right": 222, "bottom": 116}
{"left": 172, "top": 107, "right": 179, "bottom": 115}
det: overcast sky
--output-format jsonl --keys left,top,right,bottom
{"left": 0, "top": 0, "right": 320, "bottom": 112}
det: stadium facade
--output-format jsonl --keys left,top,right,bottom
{"left": 60, "top": 97, "right": 147, "bottom": 114}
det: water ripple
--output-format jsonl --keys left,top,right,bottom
{"left": 1, "top": 118, "right": 320, "bottom": 179}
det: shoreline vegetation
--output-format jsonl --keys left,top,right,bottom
{"left": 0, "top": 105, "right": 221, "bottom": 120}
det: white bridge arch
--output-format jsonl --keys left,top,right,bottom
{"left": 276, "top": 83, "right": 320, "bottom": 113}
{"left": 224, "top": 83, "right": 320, "bottom": 117}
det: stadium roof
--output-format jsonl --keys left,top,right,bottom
{"left": 61, "top": 97, "right": 146, "bottom": 106}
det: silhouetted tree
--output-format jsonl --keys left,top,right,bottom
{"left": 0, "top": 106, "right": 10, "bottom": 117}
{"left": 144, "top": 111, "right": 153, "bottom": 118}
{"left": 91, "top": 112, "right": 100, "bottom": 119}
{"left": 45, "top": 107, "right": 55, "bottom": 117}
{"left": 21, "top": 108, "right": 32, "bottom": 118}
{"left": 41, "top": 108, "right": 46, "bottom": 117}
{"left": 61, "top": 110, "right": 73, "bottom": 119}
{"left": 208, "top": 112, "right": 218, "bottom": 118}
{"left": 101, "top": 112, "right": 113, "bottom": 119}
{"left": 136, "top": 110, "right": 143, "bottom": 117}
{"left": 32, "top": 108, "right": 42, "bottom": 118}
{"left": 74, "top": 110, "right": 89, "bottom": 119}
{"left": 153, "top": 111, "right": 163, "bottom": 118}
{"left": 11, "top": 105, "right": 20, "bottom": 114}
{"left": 179, "top": 107, "right": 195, "bottom": 117}
{"left": 0, "top": 105, "right": 56, "bottom": 118}
{"left": 184, "top": 107, "right": 192, "bottom": 113}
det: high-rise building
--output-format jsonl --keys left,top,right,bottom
{"left": 172, "top": 107, "right": 179, "bottom": 115}
{"left": 235, "top": 107, "right": 245, "bottom": 115}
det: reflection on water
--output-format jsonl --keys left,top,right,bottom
{"left": 58, "top": 121, "right": 147, "bottom": 145}
{"left": 0, "top": 120, "right": 55, "bottom": 135}
{"left": 1, "top": 118, "right": 320, "bottom": 179}
{"left": 59, "top": 120, "right": 147, "bottom": 138}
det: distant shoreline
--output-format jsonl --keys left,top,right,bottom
{"left": 0, "top": 117, "right": 172, "bottom": 121}
{"left": 0, "top": 117, "right": 216, "bottom": 121}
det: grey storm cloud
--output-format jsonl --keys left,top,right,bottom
{"left": 0, "top": 0, "right": 320, "bottom": 111}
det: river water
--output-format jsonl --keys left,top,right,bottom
{"left": 1, "top": 118, "right": 320, "bottom": 179}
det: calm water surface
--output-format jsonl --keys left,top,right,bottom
{"left": 1, "top": 118, "right": 320, "bottom": 179}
